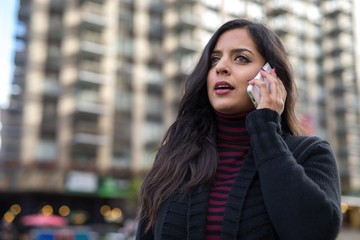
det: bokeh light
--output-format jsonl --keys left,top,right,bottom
{"left": 41, "top": 205, "right": 53, "bottom": 216}
{"left": 59, "top": 205, "right": 70, "bottom": 217}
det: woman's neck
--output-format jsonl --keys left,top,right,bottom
{"left": 215, "top": 111, "right": 251, "bottom": 144}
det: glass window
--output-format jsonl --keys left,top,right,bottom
{"left": 77, "top": 84, "right": 100, "bottom": 103}
{"left": 307, "top": 4, "right": 322, "bottom": 22}
{"left": 146, "top": 94, "right": 163, "bottom": 116}
{"left": 180, "top": 53, "right": 196, "bottom": 74}
{"left": 246, "top": 2, "right": 264, "bottom": 19}
{"left": 200, "top": 30, "right": 212, "bottom": 48}
{"left": 292, "top": 0, "right": 306, "bottom": 17}
{"left": 120, "top": 0, "right": 133, "bottom": 3}
{"left": 147, "top": 66, "right": 163, "bottom": 85}
{"left": 142, "top": 149, "right": 157, "bottom": 167}
{"left": 270, "top": 15, "right": 286, "bottom": 29}
{"left": 202, "top": 9, "right": 221, "bottom": 30}
{"left": 118, "top": 37, "right": 133, "bottom": 57}
{"left": 36, "top": 140, "right": 57, "bottom": 161}
{"left": 119, "top": 7, "right": 133, "bottom": 30}
{"left": 118, "top": 61, "right": 133, "bottom": 84}
{"left": 142, "top": 121, "right": 164, "bottom": 143}
{"left": 115, "top": 91, "right": 132, "bottom": 111}
{"left": 201, "top": 0, "right": 221, "bottom": 9}
{"left": 112, "top": 152, "right": 131, "bottom": 168}
{"left": 224, "top": 0, "right": 245, "bottom": 16}
{"left": 149, "top": 15, "right": 163, "bottom": 37}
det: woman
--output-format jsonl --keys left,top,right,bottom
{"left": 136, "top": 19, "right": 342, "bottom": 240}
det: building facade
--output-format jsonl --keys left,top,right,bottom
{"left": 1, "top": 0, "right": 360, "bottom": 229}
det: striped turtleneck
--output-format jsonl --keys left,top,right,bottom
{"left": 206, "top": 111, "right": 251, "bottom": 240}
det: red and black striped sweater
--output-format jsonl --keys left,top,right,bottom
{"left": 206, "top": 111, "right": 251, "bottom": 239}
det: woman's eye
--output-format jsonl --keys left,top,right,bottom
{"left": 235, "top": 55, "right": 250, "bottom": 63}
{"left": 210, "top": 57, "right": 220, "bottom": 66}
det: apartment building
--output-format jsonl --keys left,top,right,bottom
{"left": 0, "top": 0, "right": 359, "bottom": 226}
{"left": 264, "top": 0, "right": 360, "bottom": 193}
{"left": 320, "top": 0, "right": 360, "bottom": 193}
{"left": 0, "top": 0, "right": 166, "bottom": 222}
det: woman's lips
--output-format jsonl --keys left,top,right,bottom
{"left": 214, "top": 81, "right": 234, "bottom": 94}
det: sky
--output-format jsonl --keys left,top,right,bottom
{"left": 0, "top": 0, "right": 18, "bottom": 108}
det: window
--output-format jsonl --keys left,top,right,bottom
{"left": 118, "top": 37, "right": 133, "bottom": 57}
{"left": 119, "top": 7, "right": 133, "bottom": 30}
{"left": 146, "top": 93, "right": 163, "bottom": 116}
{"left": 36, "top": 140, "right": 57, "bottom": 161}
{"left": 246, "top": 2, "right": 264, "bottom": 19}
{"left": 149, "top": 15, "right": 162, "bottom": 37}
{"left": 142, "top": 121, "right": 164, "bottom": 143}
{"left": 180, "top": 53, "right": 196, "bottom": 74}
{"left": 112, "top": 151, "right": 131, "bottom": 168}
{"left": 224, "top": 0, "right": 244, "bottom": 16}
{"left": 201, "top": 0, "right": 221, "bottom": 9}
{"left": 146, "top": 66, "right": 163, "bottom": 85}
{"left": 115, "top": 91, "right": 132, "bottom": 111}
{"left": 202, "top": 9, "right": 221, "bottom": 30}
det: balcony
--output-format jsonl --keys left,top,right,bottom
{"left": 14, "top": 51, "right": 27, "bottom": 66}
{"left": 78, "top": 70, "right": 108, "bottom": 85}
{"left": 81, "top": 12, "right": 107, "bottom": 29}
{"left": 18, "top": 3, "right": 31, "bottom": 22}
{"left": 0, "top": 108, "right": 22, "bottom": 126}
{"left": 74, "top": 122, "right": 99, "bottom": 135}
{"left": 1, "top": 126, "right": 22, "bottom": 138}
{"left": 72, "top": 133, "right": 108, "bottom": 146}
{"left": 266, "top": 2, "right": 289, "bottom": 16}
{"left": 76, "top": 100, "right": 108, "bottom": 115}
{"left": 178, "top": 13, "right": 200, "bottom": 28}
{"left": 80, "top": 1, "right": 107, "bottom": 28}
{"left": 79, "top": 41, "right": 107, "bottom": 56}
{"left": 178, "top": 36, "right": 200, "bottom": 52}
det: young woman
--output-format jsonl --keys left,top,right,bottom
{"left": 136, "top": 19, "right": 342, "bottom": 240}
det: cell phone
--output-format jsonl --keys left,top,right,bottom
{"left": 247, "top": 62, "right": 272, "bottom": 108}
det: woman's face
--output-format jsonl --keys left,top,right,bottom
{"left": 207, "top": 28, "right": 266, "bottom": 115}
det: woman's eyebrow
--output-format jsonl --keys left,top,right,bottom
{"left": 211, "top": 50, "right": 222, "bottom": 55}
{"left": 231, "top": 48, "right": 254, "bottom": 55}
{"left": 211, "top": 48, "right": 255, "bottom": 55}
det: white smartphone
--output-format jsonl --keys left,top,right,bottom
{"left": 247, "top": 62, "right": 272, "bottom": 108}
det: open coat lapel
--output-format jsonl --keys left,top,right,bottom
{"left": 187, "top": 151, "right": 257, "bottom": 240}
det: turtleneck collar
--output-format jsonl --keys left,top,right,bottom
{"left": 215, "top": 111, "right": 251, "bottom": 144}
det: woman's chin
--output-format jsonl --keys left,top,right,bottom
{"left": 213, "top": 105, "right": 255, "bottom": 115}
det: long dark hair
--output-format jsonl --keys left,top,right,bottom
{"left": 139, "top": 18, "right": 303, "bottom": 231}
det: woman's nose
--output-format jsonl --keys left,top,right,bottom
{"left": 215, "top": 58, "right": 231, "bottom": 75}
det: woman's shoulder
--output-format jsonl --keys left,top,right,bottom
{"left": 284, "top": 134, "right": 327, "bottom": 146}
{"left": 283, "top": 134, "right": 335, "bottom": 164}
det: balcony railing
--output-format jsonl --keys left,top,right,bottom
{"left": 78, "top": 70, "right": 108, "bottom": 85}
{"left": 72, "top": 133, "right": 108, "bottom": 146}
{"left": 80, "top": 41, "right": 107, "bottom": 56}
{"left": 76, "top": 100, "right": 109, "bottom": 115}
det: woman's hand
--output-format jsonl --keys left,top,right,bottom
{"left": 248, "top": 68, "right": 287, "bottom": 115}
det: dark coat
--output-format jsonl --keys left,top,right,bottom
{"left": 137, "top": 109, "right": 342, "bottom": 240}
